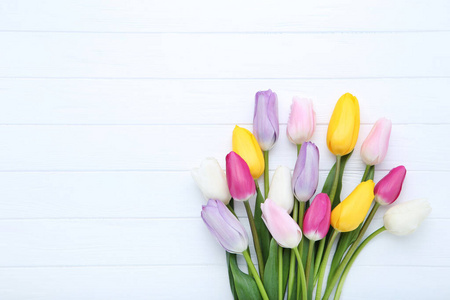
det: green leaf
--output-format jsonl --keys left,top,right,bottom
{"left": 263, "top": 239, "right": 280, "bottom": 300}
{"left": 227, "top": 253, "right": 239, "bottom": 300}
{"left": 282, "top": 248, "right": 290, "bottom": 292}
{"left": 229, "top": 253, "right": 262, "bottom": 300}
{"left": 254, "top": 181, "right": 271, "bottom": 263}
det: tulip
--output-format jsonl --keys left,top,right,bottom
{"left": 303, "top": 193, "right": 331, "bottom": 241}
{"left": 201, "top": 199, "right": 249, "bottom": 253}
{"left": 331, "top": 180, "right": 375, "bottom": 232}
{"left": 361, "top": 118, "right": 392, "bottom": 165}
{"left": 253, "top": 89, "right": 279, "bottom": 151}
{"left": 292, "top": 141, "right": 320, "bottom": 202}
{"left": 327, "top": 93, "right": 360, "bottom": 156}
{"left": 226, "top": 151, "right": 256, "bottom": 202}
{"left": 261, "top": 199, "right": 302, "bottom": 248}
{"left": 286, "top": 97, "right": 316, "bottom": 145}
{"left": 383, "top": 199, "right": 431, "bottom": 236}
{"left": 374, "top": 166, "right": 407, "bottom": 206}
{"left": 267, "top": 166, "right": 294, "bottom": 213}
{"left": 191, "top": 158, "right": 232, "bottom": 205}
{"left": 232, "top": 125, "right": 265, "bottom": 179}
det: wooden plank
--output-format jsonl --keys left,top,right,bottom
{"left": 0, "top": 265, "right": 447, "bottom": 299}
{"left": 0, "top": 124, "right": 446, "bottom": 171}
{"left": 0, "top": 171, "right": 444, "bottom": 219}
{"left": 0, "top": 78, "right": 448, "bottom": 124}
{"left": 1, "top": 0, "right": 449, "bottom": 32}
{"left": 0, "top": 219, "right": 444, "bottom": 267}
{"left": 1, "top": 32, "right": 449, "bottom": 78}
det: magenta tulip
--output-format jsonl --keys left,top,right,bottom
{"left": 292, "top": 141, "right": 320, "bottom": 202}
{"left": 286, "top": 97, "right": 316, "bottom": 145}
{"left": 261, "top": 199, "right": 302, "bottom": 248}
{"left": 303, "top": 193, "right": 331, "bottom": 241}
{"left": 360, "top": 118, "right": 392, "bottom": 165}
{"left": 253, "top": 89, "right": 279, "bottom": 151}
{"left": 201, "top": 199, "right": 249, "bottom": 253}
{"left": 374, "top": 166, "right": 407, "bottom": 205}
{"left": 226, "top": 151, "right": 256, "bottom": 201}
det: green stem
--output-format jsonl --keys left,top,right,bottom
{"left": 305, "top": 240, "right": 315, "bottom": 287}
{"left": 278, "top": 246, "right": 283, "bottom": 300}
{"left": 322, "top": 203, "right": 380, "bottom": 300}
{"left": 287, "top": 200, "right": 299, "bottom": 300}
{"left": 361, "top": 165, "right": 371, "bottom": 182}
{"left": 334, "top": 227, "right": 386, "bottom": 300}
{"left": 264, "top": 151, "right": 269, "bottom": 198}
{"left": 226, "top": 203, "right": 237, "bottom": 217}
{"left": 293, "top": 248, "right": 308, "bottom": 300}
{"left": 297, "top": 144, "right": 302, "bottom": 155}
{"left": 315, "top": 230, "right": 339, "bottom": 300}
{"left": 329, "top": 155, "right": 342, "bottom": 207}
{"left": 243, "top": 200, "right": 265, "bottom": 280}
{"left": 298, "top": 201, "right": 306, "bottom": 229}
{"left": 313, "top": 155, "right": 341, "bottom": 281}
{"left": 243, "top": 249, "right": 270, "bottom": 300}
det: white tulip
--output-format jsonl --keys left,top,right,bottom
{"left": 191, "top": 158, "right": 231, "bottom": 205}
{"left": 383, "top": 199, "right": 432, "bottom": 236}
{"left": 267, "top": 166, "right": 294, "bottom": 213}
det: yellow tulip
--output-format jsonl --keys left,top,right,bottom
{"left": 232, "top": 125, "right": 265, "bottom": 179}
{"left": 330, "top": 180, "right": 375, "bottom": 232}
{"left": 327, "top": 93, "right": 360, "bottom": 156}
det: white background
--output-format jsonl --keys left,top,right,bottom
{"left": 0, "top": 1, "right": 449, "bottom": 299}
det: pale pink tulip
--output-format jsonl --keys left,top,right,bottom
{"left": 286, "top": 97, "right": 316, "bottom": 145}
{"left": 360, "top": 118, "right": 392, "bottom": 165}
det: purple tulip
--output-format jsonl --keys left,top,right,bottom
{"left": 303, "top": 193, "right": 331, "bottom": 241}
{"left": 374, "top": 166, "right": 407, "bottom": 206}
{"left": 226, "top": 151, "right": 256, "bottom": 201}
{"left": 292, "top": 141, "right": 320, "bottom": 202}
{"left": 253, "top": 89, "right": 279, "bottom": 151}
{"left": 201, "top": 199, "right": 249, "bottom": 253}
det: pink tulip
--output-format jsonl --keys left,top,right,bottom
{"left": 286, "top": 97, "right": 316, "bottom": 145}
{"left": 360, "top": 118, "right": 392, "bottom": 165}
{"left": 303, "top": 193, "right": 331, "bottom": 241}
{"left": 226, "top": 151, "right": 256, "bottom": 201}
{"left": 374, "top": 165, "right": 407, "bottom": 205}
{"left": 261, "top": 199, "right": 302, "bottom": 248}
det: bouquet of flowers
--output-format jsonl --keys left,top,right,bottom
{"left": 192, "top": 91, "right": 431, "bottom": 300}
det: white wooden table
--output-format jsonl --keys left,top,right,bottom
{"left": 0, "top": 1, "right": 449, "bottom": 299}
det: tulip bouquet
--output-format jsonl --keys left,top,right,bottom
{"left": 192, "top": 91, "right": 431, "bottom": 300}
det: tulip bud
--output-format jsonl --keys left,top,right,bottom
{"left": 226, "top": 151, "right": 256, "bottom": 202}
{"left": 303, "top": 193, "right": 331, "bottom": 241}
{"left": 261, "top": 199, "right": 302, "bottom": 248}
{"left": 292, "top": 141, "right": 319, "bottom": 202}
{"left": 286, "top": 97, "right": 316, "bottom": 145}
{"left": 253, "top": 89, "right": 279, "bottom": 151}
{"left": 192, "top": 158, "right": 232, "bottom": 205}
{"left": 268, "top": 166, "right": 294, "bottom": 213}
{"left": 201, "top": 199, "right": 249, "bottom": 253}
{"left": 232, "top": 125, "right": 265, "bottom": 179}
{"left": 331, "top": 180, "right": 375, "bottom": 232}
{"left": 360, "top": 118, "right": 392, "bottom": 165}
{"left": 383, "top": 199, "right": 431, "bottom": 236}
{"left": 374, "top": 166, "right": 407, "bottom": 206}
{"left": 327, "top": 93, "right": 360, "bottom": 156}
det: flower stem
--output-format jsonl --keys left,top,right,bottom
{"left": 278, "top": 246, "right": 283, "bottom": 300}
{"left": 322, "top": 203, "right": 380, "bottom": 300}
{"left": 305, "top": 240, "right": 315, "bottom": 287}
{"left": 361, "top": 164, "right": 371, "bottom": 182}
{"left": 287, "top": 200, "right": 299, "bottom": 300}
{"left": 334, "top": 227, "right": 386, "bottom": 300}
{"left": 297, "top": 143, "right": 302, "bottom": 155}
{"left": 315, "top": 229, "right": 339, "bottom": 300}
{"left": 243, "top": 249, "right": 270, "bottom": 300}
{"left": 314, "top": 155, "right": 341, "bottom": 281}
{"left": 264, "top": 151, "right": 269, "bottom": 198}
{"left": 293, "top": 247, "right": 308, "bottom": 300}
{"left": 244, "top": 200, "right": 265, "bottom": 280}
